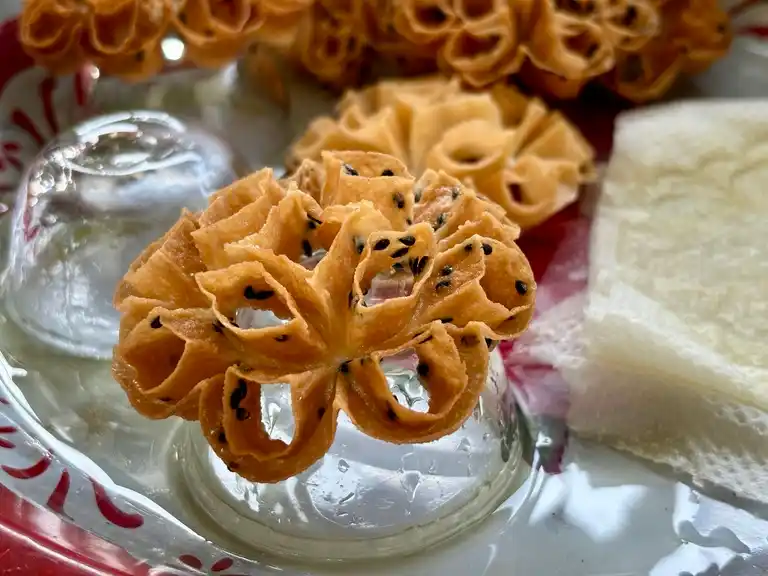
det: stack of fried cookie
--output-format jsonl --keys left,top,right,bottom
{"left": 20, "top": 0, "right": 731, "bottom": 100}
{"left": 293, "top": 0, "right": 731, "bottom": 100}
{"left": 19, "top": 0, "right": 313, "bottom": 79}
{"left": 112, "top": 150, "right": 535, "bottom": 482}
{"left": 288, "top": 76, "right": 595, "bottom": 229}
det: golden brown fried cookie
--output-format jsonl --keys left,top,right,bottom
{"left": 20, "top": 0, "right": 171, "bottom": 79}
{"left": 113, "top": 151, "right": 535, "bottom": 483}
{"left": 287, "top": 76, "right": 595, "bottom": 229}
{"left": 602, "top": 0, "right": 731, "bottom": 101}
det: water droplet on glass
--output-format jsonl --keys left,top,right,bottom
{"left": 457, "top": 437, "right": 472, "bottom": 452}
{"left": 338, "top": 459, "right": 350, "bottom": 473}
{"left": 400, "top": 471, "right": 421, "bottom": 503}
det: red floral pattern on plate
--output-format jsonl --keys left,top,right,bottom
{"left": 0, "top": 6, "right": 765, "bottom": 576}
{"left": 0, "top": 18, "right": 91, "bottom": 198}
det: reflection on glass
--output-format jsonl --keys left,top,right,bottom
{"left": 3, "top": 111, "right": 239, "bottom": 359}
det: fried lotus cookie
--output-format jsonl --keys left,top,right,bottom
{"left": 113, "top": 151, "right": 535, "bottom": 482}
{"left": 439, "top": 4, "right": 526, "bottom": 88}
{"left": 603, "top": 0, "right": 731, "bottom": 101}
{"left": 287, "top": 77, "right": 595, "bottom": 229}
{"left": 392, "top": 0, "right": 458, "bottom": 47}
{"left": 20, "top": 0, "right": 171, "bottom": 79}
{"left": 172, "top": 0, "right": 265, "bottom": 67}
{"left": 84, "top": 0, "right": 171, "bottom": 79}
{"left": 20, "top": 0, "right": 88, "bottom": 75}
{"left": 600, "top": 0, "right": 659, "bottom": 52}
{"left": 290, "top": 1, "right": 368, "bottom": 86}
{"left": 255, "top": 0, "right": 313, "bottom": 48}
{"left": 525, "top": 2, "right": 615, "bottom": 86}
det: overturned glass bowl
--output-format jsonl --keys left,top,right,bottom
{"left": 0, "top": 129, "right": 532, "bottom": 563}
{"left": 2, "top": 110, "right": 240, "bottom": 359}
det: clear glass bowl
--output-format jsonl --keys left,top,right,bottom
{"left": 173, "top": 349, "right": 527, "bottom": 561}
{"left": 2, "top": 110, "right": 240, "bottom": 359}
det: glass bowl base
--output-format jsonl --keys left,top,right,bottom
{"left": 173, "top": 351, "right": 529, "bottom": 562}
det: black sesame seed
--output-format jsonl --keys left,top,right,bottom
{"left": 381, "top": 169, "right": 395, "bottom": 176}
{"left": 417, "top": 362, "right": 429, "bottom": 377}
{"left": 440, "top": 265, "right": 453, "bottom": 276}
{"left": 150, "top": 316, "right": 162, "bottom": 329}
{"left": 406, "top": 218, "right": 413, "bottom": 225}
{"left": 339, "top": 361, "right": 351, "bottom": 374}
{"left": 435, "top": 279, "right": 452, "bottom": 291}
{"left": 275, "top": 334, "right": 289, "bottom": 342}
{"left": 420, "top": 335, "right": 434, "bottom": 344}
{"left": 353, "top": 236, "right": 365, "bottom": 254}
{"left": 244, "top": 286, "right": 274, "bottom": 300}
{"left": 415, "top": 256, "right": 429, "bottom": 276}
{"left": 391, "top": 246, "right": 410, "bottom": 259}
{"left": 482, "top": 243, "right": 493, "bottom": 255}
{"left": 230, "top": 319, "right": 239, "bottom": 328}
{"left": 374, "top": 238, "right": 391, "bottom": 251}
{"left": 230, "top": 379, "right": 248, "bottom": 410}
{"left": 236, "top": 407, "right": 250, "bottom": 421}
{"left": 451, "top": 187, "right": 461, "bottom": 200}
{"left": 308, "top": 214, "right": 323, "bottom": 226}
{"left": 393, "top": 192, "right": 406, "bottom": 209}
{"left": 308, "top": 220, "right": 318, "bottom": 230}
{"left": 434, "top": 213, "right": 446, "bottom": 230}
{"left": 414, "top": 191, "right": 422, "bottom": 203}
{"left": 386, "top": 406, "right": 398, "bottom": 421}
{"left": 464, "top": 243, "right": 473, "bottom": 252}
{"left": 343, "top": 163, "right": 359, "bottom": 176}
{"left": 302, "top": 239, "right": 313, "bottom": 258}
{"left": 318, "top": 406, "right": 326, "bottom": 419}
{"left": 515, "top": 280, "right": 528, "bottom": 295}
{"left": 218, "top": 431, "right": 227, "bottom": 444}
{"left": 212, "top": 320, "right": 224, "bottom": 334}
{"left": 440, "top": 317, "right": 453, "bottom": 324}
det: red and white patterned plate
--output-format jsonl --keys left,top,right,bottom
{"left": 0, "top": 5, "right": 768, "bottom": 575}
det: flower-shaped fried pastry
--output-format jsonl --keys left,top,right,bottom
{"left": 289, "top": 0, "right": 369, "bottom": 86}
{"left": 288, "top": 76, "right": 594, "bottom": 229}
{"left": 171, "top": 0, "right": 266, "bottom": 67}
{"left": 113, "top": 151, "right": 535, "bottom": 483}
{"left": 603, "top": 0, "right": 731, "bottom": 101}
{"left": 20, "top": 0, "right": 172, "bottom": 79}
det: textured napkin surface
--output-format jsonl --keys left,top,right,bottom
{"left": 562, "top": 100, "right": 768, "bottom": 504}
